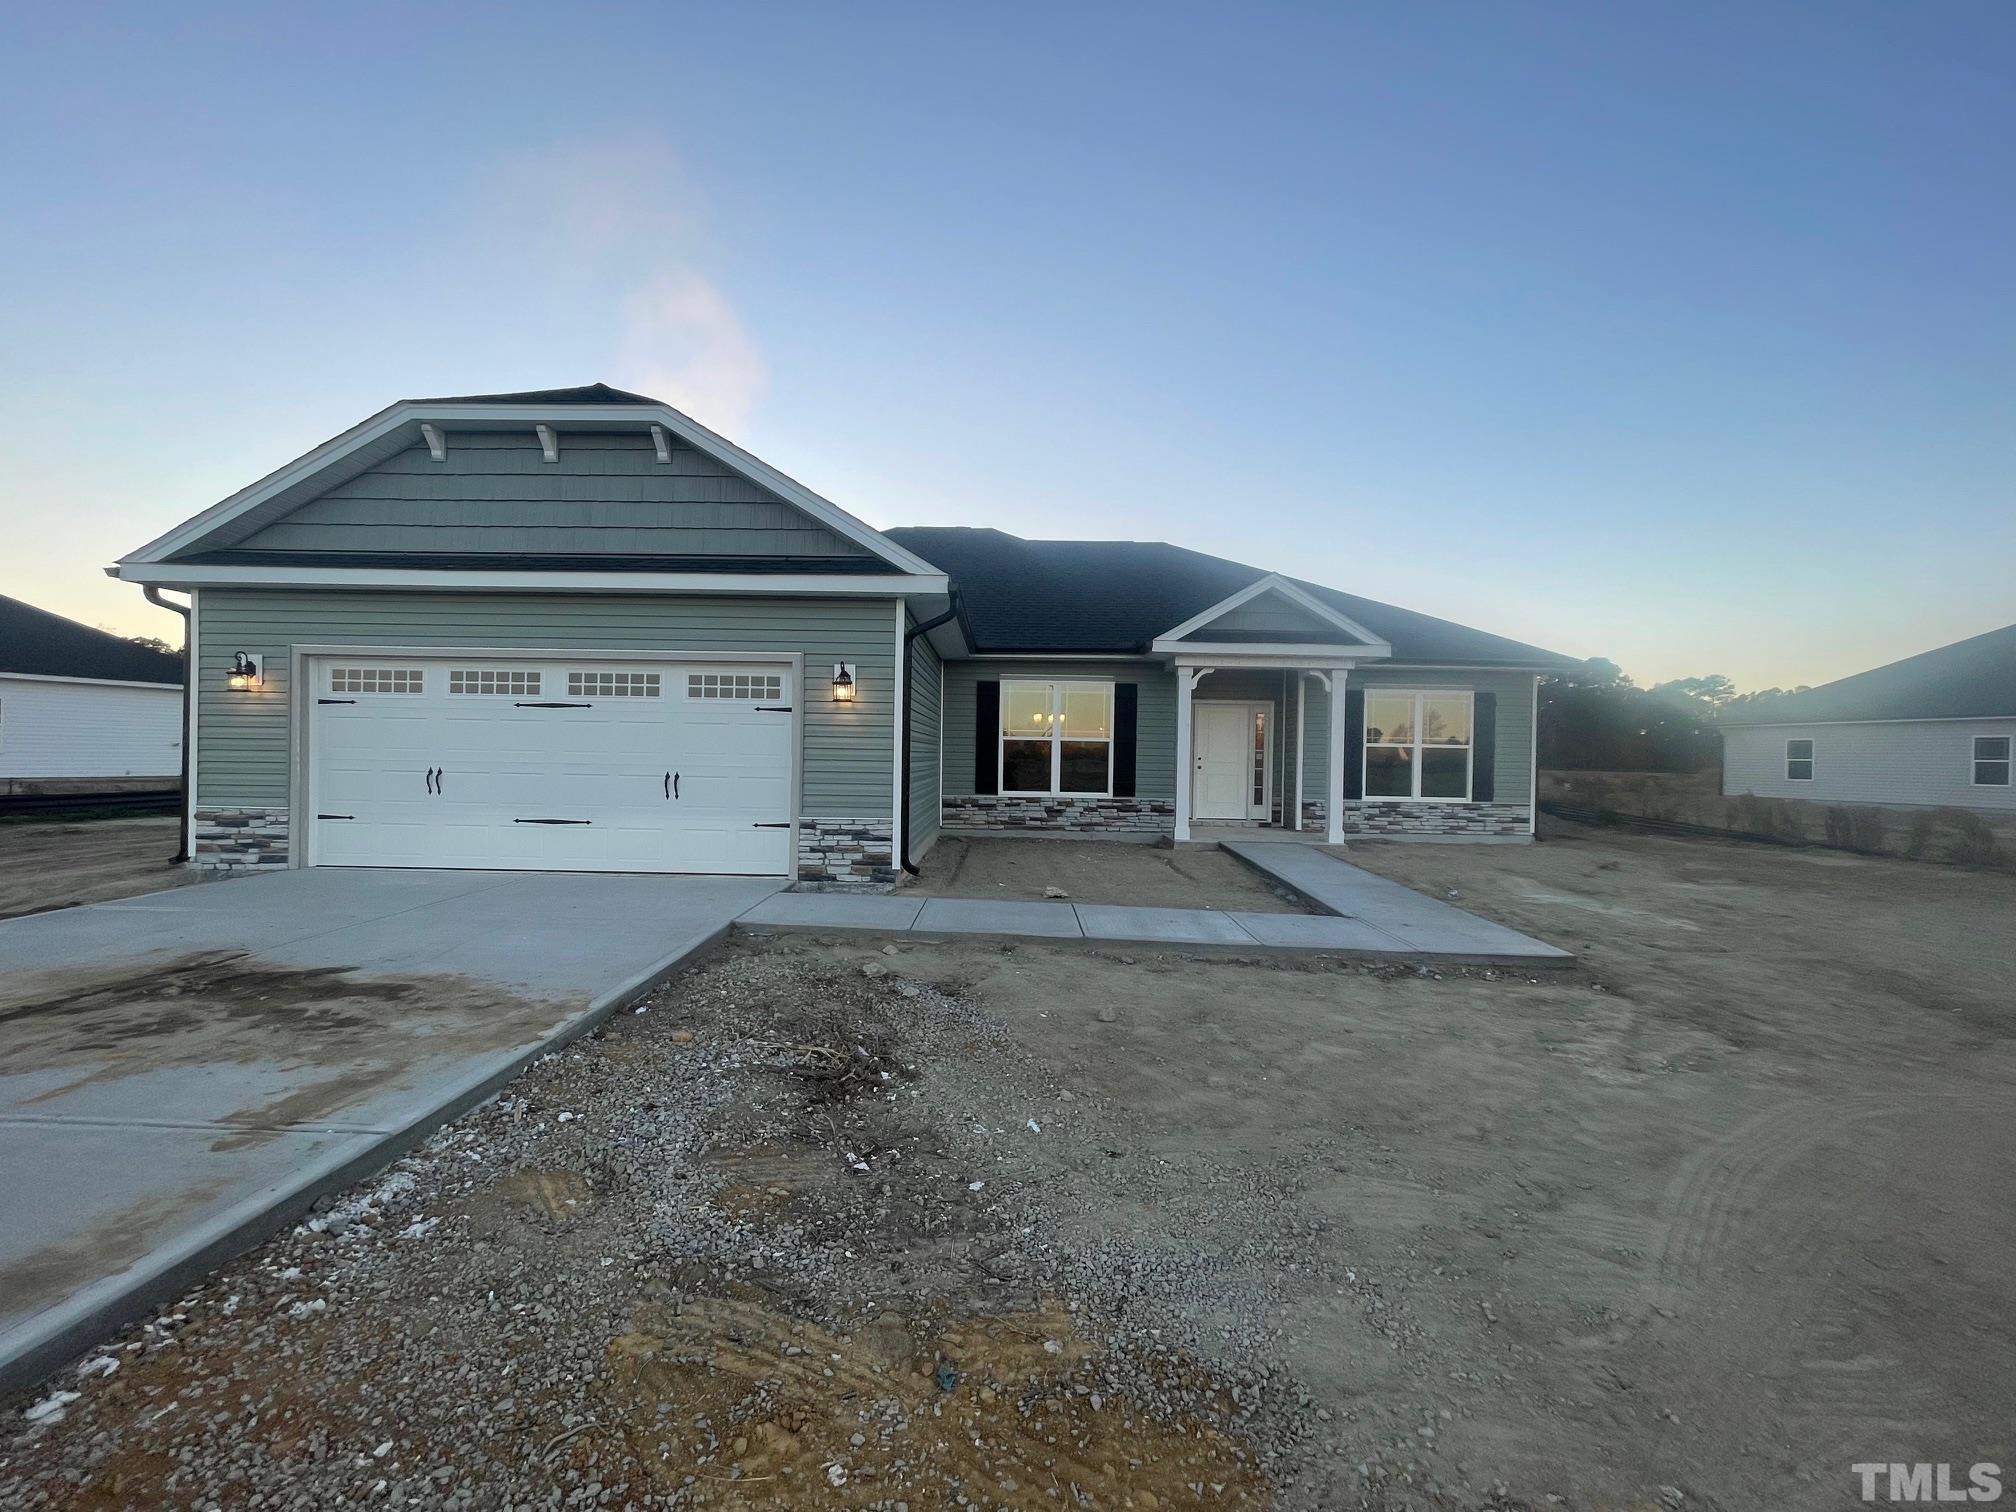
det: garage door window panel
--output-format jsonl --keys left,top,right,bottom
{"left": 450, "top": 669, "right": 540, "bottom": 696}
{"left": 330, "top": 667, "right": 423, "bottom": 695}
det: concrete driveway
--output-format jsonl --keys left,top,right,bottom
{"left": 0, "top": 866, "right": 779, "bottom": 1391}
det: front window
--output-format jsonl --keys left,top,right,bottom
{"left": 1786, "top": 738, "right": 1814, "bottom": 781}
{"left": 1974, "top": 735, "right": 2011, "bottom": 787}
{"left": 1364, "top": 691, "right": 1473, "bottom": 800}
{"left": 1001, "top": 680, "right": 1113, "bottom": 796}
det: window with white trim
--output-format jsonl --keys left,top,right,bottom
{"left": 1786, "top": 738, "right": 1814, "bottom": 781}
{"left": 1001, "top": 680, "right": 1113, "bottom": 796}
{"left": 571, "top": 671, "right": 662, "bottom": 697}
{"left": 330, "top": 667, "right": 423, "bottom": 694}
{"left": 1974, "top": 735, "right": 2011, "bottom": 787}
{"left": 685, "top": 672, "right": 780, "bottom": 701}
{"left": 449, "top": 668, "right": 539, "bottom": 696}
{"left": 1364, "top": 691, "right": 1473, "bottom": 800}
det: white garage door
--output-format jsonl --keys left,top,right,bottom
{"left": 307, "top": 657, "right": 794, "bottom": 875}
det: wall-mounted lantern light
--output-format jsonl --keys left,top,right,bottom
{"left": 831, "top": 661, "right": 856, "bottom": 703}
{"left": 227, "top": 651, "right": 262, "bottom": 691}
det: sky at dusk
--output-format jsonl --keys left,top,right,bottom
{"left": 2, "top": 2, "right": 2011, "bottom": 689}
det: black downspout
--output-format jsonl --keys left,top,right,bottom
{"left": 142, "top": 585, "right": 193, "bottom": 863}
{"left": 899, "top": 593, "right": 962, "bottom": 875}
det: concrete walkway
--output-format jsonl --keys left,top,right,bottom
{"left": 739, "top": 846, "right": 1569, "bottom": 961}
{"left": 0, "top": 868, "right": 778, "bottom": 1392}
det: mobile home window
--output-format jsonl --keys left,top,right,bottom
{"left": 1785, "top": 739, "right": 1814, "bottom": 781}
{"left": 1000, "top": 680, "right": 1113, "bottom": 796}
{"left": 1974, "top": 736, "right": 2012, "bottom": 787}
{"left": 1364, "top": 691, "right": 1474, "bottom": 801}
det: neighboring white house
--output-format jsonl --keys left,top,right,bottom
{"left": 0, "top": 594, "right": 183, "bottom": 786}
{"left": 1721, "top": 624, "right": 2015, "bottom": 813}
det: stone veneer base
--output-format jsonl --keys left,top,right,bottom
{"left": 940, "top": 795, "right": 1176, "bottom": 834}
{"left": 193, "top": 806, "right": 290, "bottom": 869}
{"left": 1300, "top": 800, "right": 1531, "bottom": 836}
{"left": 797, "top": 818, "right": 896, "bottom": 886}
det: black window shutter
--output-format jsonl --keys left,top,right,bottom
{"left": 1342, "top": 688, "right": 1365, "bottom": 799}
{"left": 1112, "top": 683, "right": 1138, "bottom": 797}
{"left": 974, "top": 680, "right": 1000, "bottom": 794}
{"left": 1472, "top": 690, "right": 1497, "bottom": 801}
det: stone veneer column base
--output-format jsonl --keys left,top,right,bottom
{"left": 193, "top": 806, "right": 291, "bottom": 869}
{"left": 940, "top": 795, "right": 1176, "bottom": 834}
{"left": 1300, "top": 800, "right": 1531, "bottom": 837}
{"left": 796, "top": 818, "right": 896, "bottom": 887}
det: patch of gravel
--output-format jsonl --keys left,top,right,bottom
{"left": 0, "top": 938, "right": 1514, "bottom": 1510}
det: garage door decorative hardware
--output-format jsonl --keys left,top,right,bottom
{"left": 424, "top": 767, "right": 442, "bottom": 794}
{"left": 755, "top": 705, "right": 793, "bottom": 713}
{"left": 514, "top": 700, "right": 592, "bottom": 709}
{"left": 317, "top": 813, "right": 355, "bottom": 820}
{"left": 664, "top": 772, "right": 680, "bottom": 800}
{"left": 751, "top": 821, "right": 791, "bottom": 829}
{"left": 513, "top": 817, "right": 593, "bottom": 825}
{"left": 318, "top": 697, "right": 356, "bottom": 705}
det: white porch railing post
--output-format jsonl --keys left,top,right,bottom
{"left": 1326, "top": 667, "right": 1349, "bottom": 844}
{"left": 1174, "top": 667, "right": 1197, "bottom": 841}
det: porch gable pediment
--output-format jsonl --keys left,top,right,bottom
{"left": 1151, "top": 574, "right": 1391, "bottom": 659}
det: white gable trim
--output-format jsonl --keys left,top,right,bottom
{"left": 1150, "top": 574, "right": 1391, "bottom": 658}
{"left": 121, "top": 400, "right": 944, "bottom": 579}
{"left": 112, "top": 562, "right": 945, "bottom": 596}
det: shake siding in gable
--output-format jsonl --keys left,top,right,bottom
{"left": 194, "top": 591, "right": 896, "bottom": 818}
{"left": 941, "top": 660, "right": 1176, "bottom": 801}
{"left": 225, "top": 431, "right": 871, "bottom": 559}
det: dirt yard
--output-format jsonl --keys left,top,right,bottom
{"left": 5, "top": 824, "right": 2014, "bottom": 1511}
{"left": 910, "top": 834, "right": 1306, "bottom": 911}
{"left": 0, "top": 817, "right": 198, "bottom": 919}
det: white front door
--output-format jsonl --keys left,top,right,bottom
{"left": 307, "top": 656, "right": 794, "bottom": 875}
{"left": 1193, "top": 701, "right": 1268, "bottom": 821}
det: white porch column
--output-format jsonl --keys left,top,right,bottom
{"left": 1174, "top": 666, "right": 1203, "bottom": 842}
{"left": 1326, "top": 666, "right": 1349, "bottom": 844}
{"left": 1292, "top": 674, "right": 1304, "bottom": 831}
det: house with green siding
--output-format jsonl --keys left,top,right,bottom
{"left": 113, "top": 385, "right": 1575, "bottom": 883}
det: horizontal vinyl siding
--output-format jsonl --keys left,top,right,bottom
{"left": 908, "top": 634, "right": 944, "bottom": 855}
{"left": 194, "top": 591, "right": 896, "bottom": 818}
{"left": 1722, "top": 719, "right": 2016, "bottom": 810}
{"left": 229, "top": 431, "right": 869, "bottom": 559}
{"left": 942, "top": 660, "right": 1175, "bottom": 801}
{"left": 1299, "top": 669, "right": 1537, "bottom": 802}
{"left": 0, "top": 677, "right": 182, "bottom": 779}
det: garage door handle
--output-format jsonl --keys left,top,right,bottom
{"left": 424, "top": 767, "right": 437, "bottom": 794}
{"left": 514, "top": 818, "right": 592, "bottom": 825}
{"left": 664, "top": 772, "right": 679, "bottom": 800}
{"left": 515, "top": 701, "right": 592, "bottom": 709}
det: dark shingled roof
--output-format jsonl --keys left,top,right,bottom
{"left": 405, "top": 383, "right": 663, "bottom": 406}
{"left": 0, "top": 594, "right": 184, "bottom": 684}
{"left": 1720, "top": 623, "right": 2016, "bottom": 725}
{"left": 883, "top": 527, "right": 1576, "bottom": 666}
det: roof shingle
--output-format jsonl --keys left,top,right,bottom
{"left": 0, "top": 595, "right": 184, "bottom": 684}
{"left": 1720, "top": 623, "right": 2016, "bottom": 724}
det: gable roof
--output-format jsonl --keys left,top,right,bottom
{"left": 0, "top": 595, "right": 183, "bottom": 684}
{"left": 117, "top": 386, "right": 946, "bottom": 585}
{"left": 1720, "top": 623, "right": 2016, "bottom": 725}
{"left": 884, "top": 528, "right": 1576, "bottom": 666}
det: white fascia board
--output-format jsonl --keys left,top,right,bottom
{"left": 0, "top": 671, "right": 184, "bottom": 691}
{"left": 1168, "top": 649, "right": 1374, "bottom": 670}
{"left": 1157, "top": 639, "right": 1392, "bottom": 660}
{"left": 114, "top": 563, "right": 947, "bottom": 596}
{"left": 121, "top": 399, "right": 945, "bottom": 579}
{"left": 1153, "top": 572, "right": 1387, "bottom": 648}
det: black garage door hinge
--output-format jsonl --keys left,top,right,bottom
{"left": 317, "top": 698, "right": 356, "bottom": 705}
{"left": 515, "top": 701, "right": 592, "bottom": 709}
{"left": 514, "top": 817, "right": 592, "bottom": 825}
{"left": 317, "top": 813, "right": 355, "bottom": 820}
{"left": 751, "top": 822, "right": 792, "bottom": 829}
{"left": 754, "top": 705, "right": 793, "bottom": 712}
